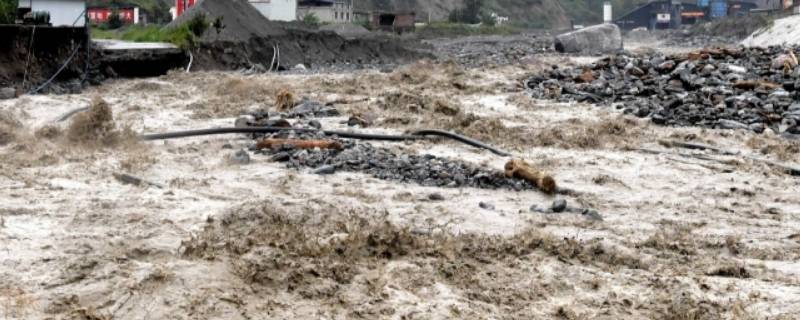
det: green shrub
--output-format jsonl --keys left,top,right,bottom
{"left": 302, "top": 13, "right": 320, "bottom": 27}
{"left": 186, "top": 12, "right": 209, "bottom": 37}
{"left": 107, "top": 10, "right": 123, "bottom": 29}
{"left": 0, "top": 0, "right": 16, "bottom": 24}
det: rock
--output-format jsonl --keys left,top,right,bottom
{"left": 270, "top": 152, "right": 291, "bottom": 162}
{"left": 551, "top": 199, "right": 567, "bottom": 213}
{"left": 0, "top": 87, "right": 16, "bottom": 100}
{"left": 554, "top": 24, "right": 623, "bottom": 54}
{"left": 581, "top": 209, "right": 603, "bottom": 221}
{"left": 749, "top": 122, "right": 765, "bottom": 133}
{"left": 312, "top": 165, "right": 336, "bottom": 175}
{"left": 716, "top": 119, "right": 749, "bottom": 130}
{"left": 479, "top": 202, "right": 495, "bottom": 210}
{"left": 230, "top": 149, "right": 250, "bottom": 165}
{"left": 724, "top": 64, "right": 747, "bottom": 74}
{"left": 308, "top": 120, "right": 322, "bottom": 129}
{"left": 428, "top": 193, "right": 445, "bottom": 201}
{"left": 293, "top": 64, "right": 307, "bottom": 71}
{"left": 222, "top": 143, "right": 233, "bottom": 149}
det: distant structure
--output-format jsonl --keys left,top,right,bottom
{"left": 297, "top": 0, "right": 353, "bottom": 23}
{"left": 88, "top": 4, "right": 140, "bottom": 25}
{"left": 250, "top": 0, "right": 297, "bottom": 21}
{"left": 353, "top": 0, "right": 415, "bottom": 32}
{"left": 17, "top": 0, "right": 87, "bottom": 26}
{"left": 614, "top": 0, "right": 761, "bottom": 30}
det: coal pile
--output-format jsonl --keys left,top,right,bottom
{"left": 258, "top": 138, "right": 536, "bottom": 191}
{"left": 527, "top": 46, "right": 800, "bottom": 134}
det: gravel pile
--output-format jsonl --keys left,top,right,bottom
{"left": 260, "top": 140, "right": 536, "bottom": 190}
{"left": 527, "top": 46, "right": 800, "bottom": 134}
{"left": 424, "top": 34, "right": 555, "bottom": 67}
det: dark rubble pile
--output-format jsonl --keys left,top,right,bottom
{"left": 259, "top": 139, "right": 536, "bottom": 191}
{"left": 527, "top": 46, "right": 800, "bottom": 134}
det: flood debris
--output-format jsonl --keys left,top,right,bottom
{"left": 113, "top": 173, "right": 163, "bottom": 188}
{"left": 255, "top": 138, "right": 344, "bottom": 151}
{"left": 504, "top": 159, "right": 557, "bottom": 194}
{"left": 527, "top": 46, "right": 800, "bottom": 134}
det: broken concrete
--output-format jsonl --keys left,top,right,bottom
{"left": 554, "top": 23, "right": 623, "bottom": 54}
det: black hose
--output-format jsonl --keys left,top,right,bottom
{"left": 56, "top": 106, "right": 89, "bottom": 122}
{"left": 139, "top": 127, "right": 422, "bottom": 141}
{"left": 139, "top": 127, "right": 510, "bottom": 156}
{"left": 410, "top": 129, "right": 511, "bottom": 156}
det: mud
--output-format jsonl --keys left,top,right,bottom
{"left": 1, "top": 52, "right": 799, "bottom": 319}
{"left": 0, "top": 25, "right": 88, "bottom": 93}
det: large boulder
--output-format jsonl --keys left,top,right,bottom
{"left": 554, "top": 24, "right": 623, "bottom": 54}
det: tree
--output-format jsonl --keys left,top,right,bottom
{"left": 448, "top": 0, "right": 483, "bottom": 24}
{"left": 107, "top": 9, "right": 123, "bottom": 29}
{"left": 480, "top": 12, "right": 497, "bottom": 26}
{"left": 0, "top": 0, "right": 17, "bottom": 24}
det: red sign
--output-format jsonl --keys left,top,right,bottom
{"left": 88, "top": 8, "right": 136, "bottom": 24}
{"left": 176, "top": 0, "right": 197, "bottom": 17}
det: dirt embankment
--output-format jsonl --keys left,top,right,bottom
{"left": 173, "top": 0, "right": 428, "bottom": 71}
{"left": 0, "top": 25, "right": 89, "bottom": 94}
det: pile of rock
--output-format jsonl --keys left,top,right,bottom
{"left": 527, "top": 46, "right": 800, "bottom": 134}
{"left": 262, "top": 140, "right": 536, "bottom": 190}
{"left": 424, "top": 34, "right": 555, "bottom": 67}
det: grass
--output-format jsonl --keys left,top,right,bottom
{"left": 91, "top": 25, "right": 198, "bottom": 48}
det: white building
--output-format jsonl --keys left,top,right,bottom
{"left": 297, "top": 0, "right": 353, "bottom": 23}
{"left": 18, "top": 0, "right": 87, "bottom": 27}
{"left": 250, "top": 0, "right": 297, "bottom": 21}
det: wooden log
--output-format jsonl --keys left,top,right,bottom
{"left": 504, "top": 159, "right": 557, "bottom": 194}
{"left": 256, "top": 138, "right": 343, "bottom": 151}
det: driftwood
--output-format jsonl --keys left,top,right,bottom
{"left": 256, "top": 138, "right": 344, "bottom": 151}
{"left": 656, "top": 140, "right": 800, "bottom": 176}
{"left": 733, "top": 80, "right": 781, "bottom": 91}
{"left": 504, "top": 159, "right": 557, "bottom": 194}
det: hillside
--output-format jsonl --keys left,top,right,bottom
{"left": 410, "top": 0, "right": 643, "bottom": 29}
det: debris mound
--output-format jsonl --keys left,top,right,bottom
{"left": 742, "top": 15, "right": 800, "bottom": 47}
{"left": 527, "top": 47, "right": 800, "bottom": 134}
{"left": 168, "top": 0, "right": 285, "bottom": 41}
{"left": 255, "top": 130, "right": 538, "bottom": 190}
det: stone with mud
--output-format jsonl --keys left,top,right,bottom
{"left": 0, "top": 87, "right": 15, "bottom": 100}
{"left": 554, "top": 24, "right": 623, "bottom": 54}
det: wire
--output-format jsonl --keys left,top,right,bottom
{"left": 138, "top": 127, "right": 510, "bottom": 156}
{"left": 27, "top": 45, "right": 81, "bottom": 94}
{"left": 22, "top": 25, "right": 36, "bottom": 90}
{"left": 411, "top": 129, "right": 510, "bottom": 156}
{"left": 26, "top": 9, "right": 88, "bottom": 94}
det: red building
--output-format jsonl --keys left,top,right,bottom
{"left": 88, "top": 6, "right": 140, "bottom": 24}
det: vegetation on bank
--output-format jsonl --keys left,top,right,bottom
{"left": 91, "top": 13, "right": 208, "bottom": 48}
{"left": 0, "top": 0, "right": 17, "bottom": 24}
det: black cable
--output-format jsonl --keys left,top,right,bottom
{"left": 139, "top": 127, "right": 423, "bottom": 141}
{"left": 138, "top": 127, "right": 510, "bottom": 156}
{"left": 411, "top": 129, "right": 511, "bottom": 156}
